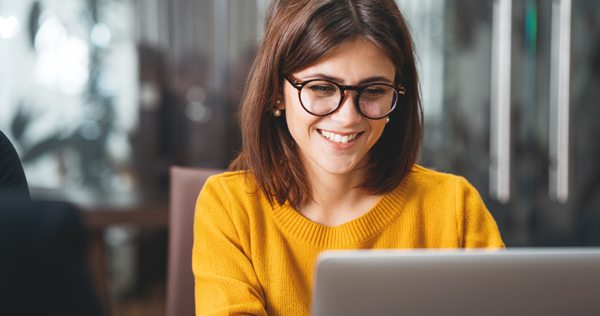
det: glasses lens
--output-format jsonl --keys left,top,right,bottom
{"left": 300, "top": 80, "right": 341, "bottom": 115}
{"left": 359, "top": 85, "right": 397, "bottom": 119}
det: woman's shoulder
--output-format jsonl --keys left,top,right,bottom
{"left": 404, "top": 166, "right": 503, "bottom": 248}
{"left": 202, "top": 170, "right": 263, "bottom": 202}
{"left": 207, "top": 169, "right": 246, "bottom": 181}
{"left": 401, "top": 165, "right": 481, "bottom": 201}
{"left": 205, "top": 170, "right": 254, "bottom": 186}
{"left": 409, "top": 165, "right": 471, "bottom": 187}
{"left": 203, "top": 170, "right": 253, "bottom": 192}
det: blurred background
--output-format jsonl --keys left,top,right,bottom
{"left": 0, "top": 0, "right": 598, "bottom": 315}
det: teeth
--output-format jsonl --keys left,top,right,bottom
{"left": 320, "top": 130, "right": 358, "bottom": 143}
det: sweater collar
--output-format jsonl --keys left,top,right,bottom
{"left": 270, "top": 170, "right": 413, "bottom": 248}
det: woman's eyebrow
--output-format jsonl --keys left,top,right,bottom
{"left": 300, "top": 73, "right": 341, "bottom": 82}
{"left": 301, "top": 73, "right": 393, "bottom": 84}
{"left": 358, "top": 76, "right": 393, "bottom": 85}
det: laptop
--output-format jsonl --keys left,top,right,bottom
{"left": 311, "top": 248, "right": 600, "bottom": 316}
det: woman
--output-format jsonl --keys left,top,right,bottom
{"left": 193, "top": 0, "right": 504, "bottom": 315}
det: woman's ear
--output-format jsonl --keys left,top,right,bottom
{"left": 275, "top": 95, "right": 285, "bottom": 110}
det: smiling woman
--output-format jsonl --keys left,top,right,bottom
{"left": 192, "top": 0, "right": 504, "bottom": 315}
{"left": 277, "top": 38, "right": 395, "bottom": 223}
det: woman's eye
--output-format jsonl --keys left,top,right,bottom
{"left": 309, "top": 85, "right": 335, "bottom": 92}
{"left": 364, "top": 88, "right": 385, "bottom": 95}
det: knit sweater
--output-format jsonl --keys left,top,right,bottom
{"left": 192, "top": 165, "right": 504, "bottom": 316}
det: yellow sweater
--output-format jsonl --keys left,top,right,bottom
{"left": 193, "top": 165, "right": 504, "bottom": 316}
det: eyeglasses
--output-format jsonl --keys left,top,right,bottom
{"left": 284, "top": 74, "right": 405, "bottom": 120}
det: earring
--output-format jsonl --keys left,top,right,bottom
{"left": 386, "top": 117, "right": 390, "bottom": 124}
{"left": 273, "top": 108, "right": 282, "bottom": 117}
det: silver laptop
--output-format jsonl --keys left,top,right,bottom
{"left": 311, "top": 249, "right": 600, "bottom": 316}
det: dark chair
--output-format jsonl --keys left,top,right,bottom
{"left": 0, "top": 200, "right": 104, "bottom": 316}
{"left": 166, "top": 166, "right": 223, "bottom": 316}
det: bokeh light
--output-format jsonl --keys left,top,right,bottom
{"left": 0, "top": 15, "right": 21, "bottom": 39}
{"left": 33, "top": 15, "right": 89, "bottom": 95}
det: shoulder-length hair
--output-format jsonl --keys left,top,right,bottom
{"left": 230, "top": 0, "right": 423, "bottom": 208}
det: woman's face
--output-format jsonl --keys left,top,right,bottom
{"left": 279, "top": 37, "right": 396, "bottom": 178}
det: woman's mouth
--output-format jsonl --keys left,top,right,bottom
{"left": 319, "top": 130, "right": 361, "bottom": 144}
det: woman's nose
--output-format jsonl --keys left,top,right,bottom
{"left": 330, "top": 91, "right": 362, "bottom": 125}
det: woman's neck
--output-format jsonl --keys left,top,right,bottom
{"left": 297, "top": 163, "right": 382, "bottom": 227}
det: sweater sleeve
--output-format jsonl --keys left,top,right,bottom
{"left": 455, "top": 177, "right": 505, "bottom": 248}
{"left": 192, "top": 176, "right": 267, "bottom": 316}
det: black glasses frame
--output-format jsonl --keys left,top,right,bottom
{"left": 284, "top": 74, "right": 406, "bottom": 120}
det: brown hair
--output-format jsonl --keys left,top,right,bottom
{"left": 230, "top": 0, "right": 423, "bottom": 208}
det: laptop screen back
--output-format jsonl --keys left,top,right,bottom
{"left": 311, "top": 249, "right": 600, "bottom": 316}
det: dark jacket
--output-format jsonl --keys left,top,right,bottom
{"left": 0, "top": 130, "right": 30, "bottom": 200}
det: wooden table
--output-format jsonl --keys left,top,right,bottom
{"left": 80, "top": 200, "right": 169, "bottom": 316}
{"left": 32, "top": 187, "right": 169, "bottom": 316}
